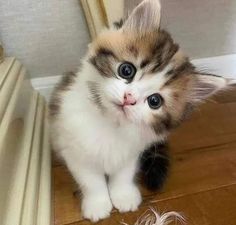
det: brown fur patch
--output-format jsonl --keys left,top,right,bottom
{"left": 181, "top": 103, "right": 195, "bottom": 121}
{"left": 113, "top": 19, "right": 124, "bottom": 29}
{"left": 150, "top": 61, "right": 197, "bottom": 135}
{"left": 152, "top": 112, "right": 172, "bottom": 135}
{"left": 58, "top": 72, "right": 76, "bottom": 91}
{"left": 89, "top": 48, "right": 117, "bottom": 78}
{"left": 140, "top": 59, "right": 151, "bottom": 69}
{"left": 87, "top": 81, "right": 106, "bottom": 112}
{"left": 149, "top": 31, "right": 179, "bottom": 73}
{"left": 49, "top": 95, "right": 61, "bottom": 118}
{"left": 162, "top": 73, "right": 195, "bottom": 126}
{"left": 128, "top": 45, "right": 139, "bottom": 58}
{"left": 49, "top": 72, "right": 77, "bottom": 118}
{"left": 164, "top": 61, "right": 194, "bottom": 87}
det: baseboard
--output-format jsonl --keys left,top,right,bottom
{"left": 31, "top": 54, "right": 236, "bottom": 101}
{"left": 31, "top": 75, "right": 61, "bottom": 102}
{"left": 192, "top": 54, "right": 236, "bottom": 77}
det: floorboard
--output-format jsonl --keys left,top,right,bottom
{"left": 53, "top": 89, "right": 236, "bottom": 225}
{"left": 69, "top": 184, "right": 236, "bottom": 225}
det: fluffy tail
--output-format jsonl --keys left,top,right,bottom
{"left": 122, "top": 208, "right": 185, "bottom": 225}
{"left": 139, "top": 142, "right": 170, "bottom": 191}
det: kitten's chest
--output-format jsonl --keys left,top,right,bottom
{"left": 84, "top": 121, "right": 144, "bottom": 153}
{"left": 91, "top": 125, "right": 143, "bottom": 172}
{"left": 78, "top": 118, "right": 151, "bottom": 172}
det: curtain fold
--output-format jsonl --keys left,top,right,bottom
{"left": 80, "top": 0, "right": 124, "bottom": 39}
{"left": 80, "top": 0, "right": 108, "bottom": 39}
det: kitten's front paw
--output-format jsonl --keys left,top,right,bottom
{"left": 82, "top": 195, "right": 112, "bottom": 222}
{"left": 109, "top": 184, "right": 142, "bottom": 213}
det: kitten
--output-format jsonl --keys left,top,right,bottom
{"left": 49, "top": 0, "right": 234, "bottom": 222}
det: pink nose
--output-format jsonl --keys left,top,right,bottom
{"left": 123, "top": 92, "right": 136, "bottom": 106}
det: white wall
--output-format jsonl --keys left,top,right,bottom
{"left": 161, "top": 0, "right": 236, "bottom": 59}
{"left": 126, "top": 0, "right": 236, "bottom": 59}
{"left": 0, "top": 0, "right": 90, "bottom": 78}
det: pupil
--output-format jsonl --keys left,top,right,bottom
{"left": 148, "top": 94, "right": 163, "bottom": 109}
{"left": 123, "top": 65, "right": 131, "bottom": 76}
{"left": 151, "top": 96, "right": 158, "bottom": 105}
{"left": 118, "top": 62, "right": 136, "bottom": 80}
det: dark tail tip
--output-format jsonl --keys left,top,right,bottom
{"left": 139, "top": 142, "right": 170, "bottom": 191}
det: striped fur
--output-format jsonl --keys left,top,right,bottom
{"left": 87, "top": 28, "right": 197, "bottom": 135}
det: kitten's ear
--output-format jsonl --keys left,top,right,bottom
{"left": 123, "top": 0, "right": 161, "bottom": 33}
{"left": 191, "top": 73, "right": 235, "bottom": 102}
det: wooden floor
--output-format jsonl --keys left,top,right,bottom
{"left": 53, "top": 89, "right": 236, "bottom": 225}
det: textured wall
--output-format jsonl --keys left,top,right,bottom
{"left": 125, "top": 0, "right": 236, "bottom": 59}
{"left": 0, "top": 0, "right": 90, "bottom": 78}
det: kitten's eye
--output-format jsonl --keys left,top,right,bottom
{"left": 118, "top": 62, "right": 136, "bottom": 80}
{"left": 147, "top": 94, "right": 163, "bottom": 109}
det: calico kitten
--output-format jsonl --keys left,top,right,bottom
{"left": 49, "top": 0, "right": 234, "bottom": 222}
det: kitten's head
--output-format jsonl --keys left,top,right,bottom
{"left": 85, "top": 0, "right": 234, "bottom": 134}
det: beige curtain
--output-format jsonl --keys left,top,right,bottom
{"left": 80, "top": 0, "right": 124, "bottom": 39}
{"left": 80, "top": 0, "right": 108, "bottom": 39}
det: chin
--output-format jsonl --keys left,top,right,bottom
{"left": 110, "top": 107, "right": 132, "bottom": 124}
{"left": 105, "top": 99, "right": 139, "bottom": 124}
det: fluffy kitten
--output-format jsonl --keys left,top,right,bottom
{"left": 49, "top": 0, "right": 234, "bottom": 222}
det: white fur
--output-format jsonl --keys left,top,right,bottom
{"left": 50, "top": 56, "right": 175, "bottom": 221}
{"left": 50, "top": 53, "right": 177, "bottom": 221}
{"left": 109, "top": 158, "right": 142, "bottom": 213}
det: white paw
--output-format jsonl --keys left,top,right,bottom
{"left": 82, "top": 194, "right": 113, "bottom": 222}
{"left": 109, "top": 184, "right": 142, "bottom": 213}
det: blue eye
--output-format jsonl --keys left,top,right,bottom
{"left": 118, "top": 62, "right": 136, "bottom": 80}
{"left": 147, "top": 94, "right": 163, "bottom": 109}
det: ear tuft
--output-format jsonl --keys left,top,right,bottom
{"left": 123, "top": 0, "right": 161, "bottom": 33}
{"left": 191, "top": 74, "right": 231, "bottom": 102}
